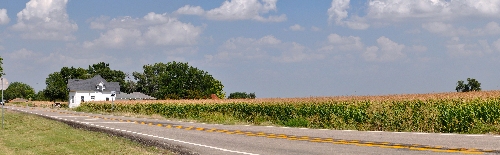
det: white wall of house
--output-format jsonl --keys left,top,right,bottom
{"left": 68, "top": 91, "right": 115, "bottom": 108}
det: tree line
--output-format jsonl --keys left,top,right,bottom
{"left": 0, "top": 58, "right": 235, "bottom": 101}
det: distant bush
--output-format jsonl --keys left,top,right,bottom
{"left": 456, "top": 78, "right": 481, "bottom": 92}
{"left": 228, "top": 92, "right": 256, "bottom": 99}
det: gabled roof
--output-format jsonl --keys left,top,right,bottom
{"left": 67, "top": 75, "right": 120, "bottom": 92}
{"left": 116, "top": 92, "right": 156, "bottom": 100}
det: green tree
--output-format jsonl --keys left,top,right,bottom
{"left": 44, "top": 72, "right": 68, "bottom": 101}
{"left": 133, "top": 61, "right": 225, "bottom": 99}
{"left": 467, "top": 78, "right": 481, "bottom": 91}
{"left": 33, "top": 90, "right": 48, "bottom": 101}
{"left": 121, "top": 73, "right": 137, "bottom": 94}
{"left": 4, "top": 82, "right": 35, "bottom": 101}
{"left": 228, "top": 92, "right": 256, "bottom": 99}
{"left": 43, "top": 62, "right": 127, "bottom": 101}
{"left": 44, "top": 67, "right": 87, "bottom": 102}
{"left": 87, "top": 62, "right": 126, "bottom": 87}
{"left": 456, "top": 78, "right": 481, "bottom": 92}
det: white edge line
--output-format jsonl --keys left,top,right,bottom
{"left": 160, "top": 137, "right": 258, "bottom": 155}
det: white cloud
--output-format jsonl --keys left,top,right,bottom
{"left": 494, "top": 38, "right": 500, "bottom": 51}
{"left": 328, "top": 0, "right": 370, "bottom": 30}
{"left": 256, "top": 35, "right": 282, "bottom": 45}
{"left": 208, "top": 35, "right": 321, "bottom": 63}
{"left": 0, "top": 9, "right": 10, "bottom": 25}
{"left": 175, "top": 0, "right": 286, "bottom": 22}
{"left": 423, "top": 21, "right": 500, "bottom": 37}
{"left": 445, "top": 37, "right": 493, "bottom": 57}
{"left": 471, "top": 22, "right": 500, "bottom": 36}
{"left": 321, "top": 33, "right": 364, "bottom": 51}
{"left": 7, "top": 48, "right": 39, "bottom": 60}
{"left": 289, "top": 24, "right": 304, "bottom": 31}
{"left": 12, "top": 0, "right": 77, "bottom": 41}
{"left": 274, "top": 42, "right": 323, "bottom": 63}
{"left": 344, "top": 20, "right": 370, "bottom": 30}
{"left": 328, "top": 0, "right": 349, "bottom": 24}
{"left": 362, "top": 36, "right": 405, "bottom": 62}
{"left": 85, "top": 12, "right": 203, "bottom": 49}
{"left": 143, "top": 21, "right": 202, "bottom": 46}
{"left": 367, "top": 0, "right": 500, "bottom": 20}
{"left": 83, "top": 28, "right": 142, "bottom": 49}
{"left": 175, "top": 5, "right": 205, "bottom": 15}
{"left": 422, "top": 22, "right": 469, "bottom": 36}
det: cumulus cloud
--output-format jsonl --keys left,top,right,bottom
{"left": 494, "top": 38, "right": 500, "bottom": 52}
{"left": 274, "top": 42, "right": 322, "bottom": 63}
{"left": 320, "top": 33, "right": 364, "bottom": 51}
{"left": 217, "top": 35, "right": 281, "bottom": 60}
{"left": 289, "top": 24, "right": 304, "bottom": 31}
{"left": 471, "top": 22, "right": 500, "bottom": 36}
{"left": 12, "top": 0, "right": 77, "bottom": 41}
{"left": 422, "top": 22, "right": 469, "bottom": 36}
{"left": 7, "top": 48, "right": 40, "bottom": 60}
{"left": 327, "top": 0, "right": 369, "bottom": 30}
{"left": 367, "top": 0, "right": 500, "bottom": 20}
{"left": 175, "top": 5, "right": 205, "bottom": 16}
{"left": 208, "top": 35, "right": 321, "bottom": 63}
{"left": 83, "top": 28, "right": 142, "bottom": 49}
{"left": 330, "top": 0, "right": 500, "bottom": 30}
{"left": 0, "top": 9, "right": 10, "bottom": 25}
{"left": 84, "top": 12, "right": 203, "bottom": 49}
{"left": 362, "top": 36, "right": 405, "bottom": 62}
{"left": 328, "top": 0, "right": 349, "bottom": 24}
{"left": 423, "top": 21, "right": 500, "bottom": 37}
{"left": 175, "top": 0, "right": 286, "bottom": 22}
{"left": 446, "top": 37, "right": 493, "bottom": 57}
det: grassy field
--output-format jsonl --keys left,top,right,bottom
{"left": 0, "top": 110, "right": 172, "bottom": 155}
{"left": 73, "top": 91, "right": 500, "bottom": 134}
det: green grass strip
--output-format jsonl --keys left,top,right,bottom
{"left": 0, "top": 110, "right": 171, "bottom": 155}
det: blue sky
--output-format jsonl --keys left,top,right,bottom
{"left": 1, "top": 0, "right": 500, "bottom": 98}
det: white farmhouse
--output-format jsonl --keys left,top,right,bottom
{"left": 67, "top": 75, "right": 120, "bottom": 108}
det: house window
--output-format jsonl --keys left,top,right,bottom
{"left": 71, "top": 96, "right": 74, "bottom": 103}
{"left": 91, "top": 96, "right": 95, "bottom": 100}
{"left": 81, "top": 96, "right": 84, "bottom": 102}
{"left": 106, "top": 97, "right": 109, "bottom": 101}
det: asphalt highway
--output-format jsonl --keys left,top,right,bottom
{"left": 3, "top": 106, "right": 500, "bottom": 155}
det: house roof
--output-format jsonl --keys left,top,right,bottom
{"left": 116, "top": 92, "right": 156, "bottom": 100}
{"left": 67, "top": 75, "right": 120, "bottom": 92}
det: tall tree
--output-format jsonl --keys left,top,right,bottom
{"left": 121, "top": 73, "right": 137, "bottom": 94}
{"left": 133, "top": 61, "right": 225, "bottom": 99}
{"left": 88, "top": 62, "right": 126, "bottom": 88}
{"left": 60, "top": 67, "right": 89, "bottom": 84}
{"left": 43, "top": 72, "right": 67, "bottom": 101}
{"left": 4, "top": 82, "right": 35, "bottom": 101}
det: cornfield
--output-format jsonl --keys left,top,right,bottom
{"left": 76, "top": 91, "right": 500, "bottom": 134}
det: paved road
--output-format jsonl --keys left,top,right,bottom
{"left": 3, "top": 106, "right": 500, "bottom": 155}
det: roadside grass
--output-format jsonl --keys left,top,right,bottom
{"left": 0, "top": 110, "right": 172, "bottom": 155}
